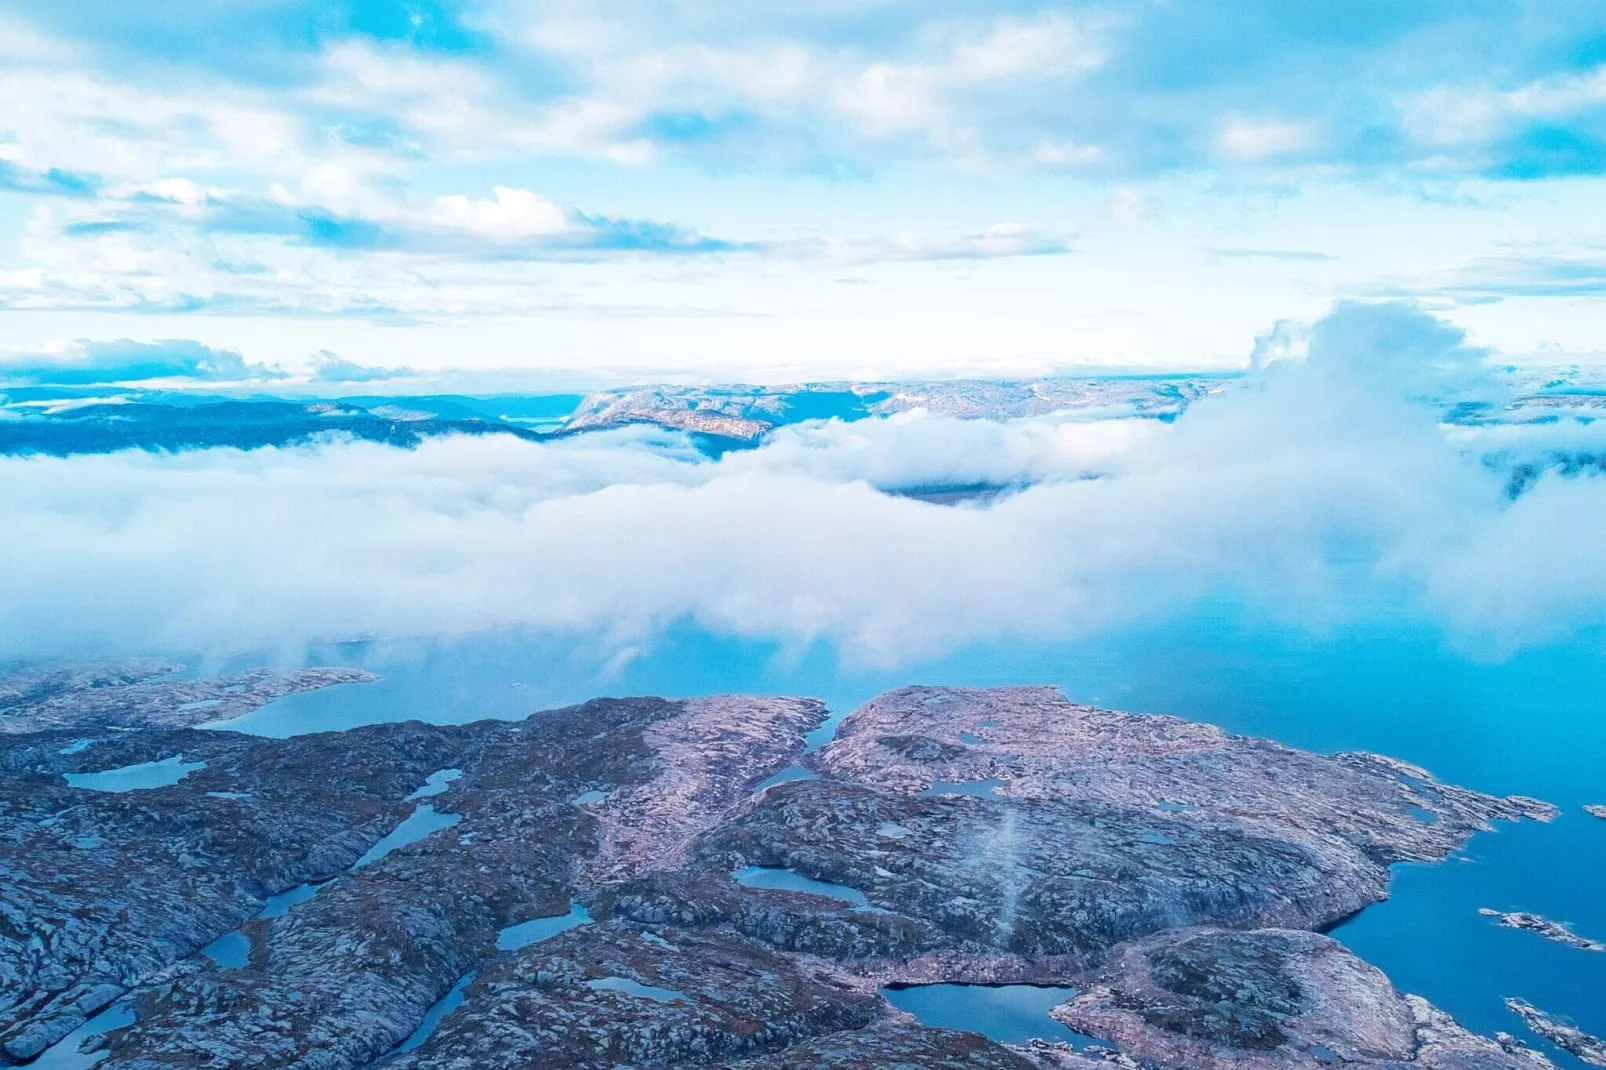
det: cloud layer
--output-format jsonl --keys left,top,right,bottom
{"left": 0, "top": 339, "right": 283, "bottom": 386}
{"left": 4, "top": 303, "right": 1605, "bottom": 665}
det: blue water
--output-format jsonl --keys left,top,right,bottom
{"left": 883, "top": 984, "right": 1095, "bottom": 1046}
{"left": 586, "top": 976, "right": 689, "bottom": 1003}
{"left": 64, "top": 755, "right": 205, "bottom": 792}
{"left": 394, "top": 971, "right": 475, "bottom": 1053}
{"left": 186, "top": 609, "right": 1606, "bottom": 1063}
{"left": 571, "top": 790, "right": 610, "bottom": 805}
{"left": 753, "top": 764, "right": 818, "bottom": 793}
{"left": 260, "top": 881, "right": 322, "bottom": 918}
{"left": 405, "top": 768, "right": 462, "bottom": 800}
{"left": 496, "top": 902, "right": 592, "bottom": 951}
{"left": 31, "top": 1001, "right": 135, "bottom": 1070}
{"left": 352, "top": 805, "right": 461, "bottom": 869}
{"left": 732, "top": 865, "right": 891, "bottom": 913}
{"left": 197, "top": 880, "right": 327, "bottom": 970}
{"left": 200, "top": 931, "right": 251, "bottom": 969}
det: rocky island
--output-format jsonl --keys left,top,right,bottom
{"left": 1479, "top": 911, "right": 1605, "bottom": 953}
{"left": 0, "top": 676, "right": 1573, "bottom": 1069}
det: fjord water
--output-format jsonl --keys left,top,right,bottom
{"left": 211, "top": 609, "right": 1606, "bottom": 1066}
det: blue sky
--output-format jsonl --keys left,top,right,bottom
{"left": 1, "top": 0, "right": 1604, "bottom": 383}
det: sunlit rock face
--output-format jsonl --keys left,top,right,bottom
{"left": 0, "top": 674, "right": 1554, "bottom": 1069}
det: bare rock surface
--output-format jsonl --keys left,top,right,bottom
{"left": 1049, "top": 928, "right": 1546, "bottom": 1070}
{"left": 584, "top": 695, "right": 825, "bottom": 879}
{"left": 813, "top": 686, "right": 1557, "bottom": 862}
{"left": 0, "top": 681, "right": 1555, "bottom": 1070}
{"left": 1479, "top": 910, "right": 1605, "bottom": 952}
{"left": 733, "top": 1020, "right": 1047, "bottom": 1069}
{"left": 559, "top": 379, "right": 1218, "bottom": 441}
{"left": 383, "top": 922, "right": 883, "bottom": 1069}
{"left": 0, "top": 662, "right": 374, "bottom": 733}
{"left": 1506, "top": 1001, "right": 1606, "bottom": 1067}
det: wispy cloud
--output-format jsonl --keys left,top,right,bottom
{"left": 0, "top": 159, "right": 99, "bottom": 197}
{"left": 1377, "top": 253, "right": 1606, "bottom": 304}
{"left": 1210, "top": 248, "right": 1337, "bottom": 263}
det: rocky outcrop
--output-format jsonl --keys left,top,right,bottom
{"left": 735, "top": 1020, "right": 1046, "bottom": 1069}
{"left": 1, "top": 695, "right": 806, "bottom": 1067}
{"left": 583, "top": 695, "right": 825, "bottom": 879}
{"left": 1051, "top": 928, "right": 1549, "bottom": 1069}
{"left": 0, "top": 683, "right": 1558, "bottom": 1070}
{"left": 383, "top": 923, "right": 884, "bottom": 1069}
{"left": 812, "top": 686, "right": 1556, "bottom": 862}
{"left": 0, "top": 662, "right": 374, "bottom": 733}
{"left": 1506, "top": 1000, "right": 1606, "bottom": 1067}
{"left": 1479, "top": 909, "right": 1605, "bottom": 952}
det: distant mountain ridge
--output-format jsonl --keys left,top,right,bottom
{"left": 0, "top": 378, "right": 1226, "bottom": 459}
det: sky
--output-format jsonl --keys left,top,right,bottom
{"left": 1, "top": 0, "right": 1605, "bottom": 384}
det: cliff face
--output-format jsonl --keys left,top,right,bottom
{"left": 0, "top": 678, "right": 1555, "bottom": 1070}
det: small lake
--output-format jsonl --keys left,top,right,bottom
{"left": 405, "top": 768, "right": 462, "bottom": 800}
{"left": 64, "top": 755, "right": 205, "bottom": 792}
{"left": 353, "top": 805, "right": 461, "bottom": 869}
{"left": 732, "top": 865, "right": 890, "bottom": 913}
{"left": 30, "top": 1001, "right": 136, "bottom": 1070}
{"left": 752, "top": 764, "right": 818, "bottom": 793}
{"left": 586, "top": 976, "right": 689, "bottom": 1003}
{"left": 199, "top": 881, "right": 327, "bottom": 970}
{"left": 394, "top": 971, "right": 475, "bottom": 1053}
{"left": 883, "top": 983, "right": 1094, "bottom": 1046}
{"left": 497, "top": 902, "right": 592, "bottom": 951}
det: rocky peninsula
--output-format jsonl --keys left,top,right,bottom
{"left": 0, "top": 676, "right": 1573, "bottom": 1069}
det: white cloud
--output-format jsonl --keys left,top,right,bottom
{"left": 1404, "top": 64, "right": 1606, "bottom": 147}
{"left": 1215, "top": 117, "right": 1316, "bottom": 161}
{"left": 6, "top": 305, "right": 1606, "bottom": 665}
{"left": 431, "top": 186, "right": 573, "bottom": 239}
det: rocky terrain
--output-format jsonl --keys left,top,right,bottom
{"left": 0, "top": 679, "right": 1574, "bottom": 1069}
{"left": 1506, "top": 1002, "right": 1606, "bottom": 1068}
{"left": 1050, "top": 928, "right": 1551, "bottom": 1070}
{"left": 0, "top": 398, "right": 563, "bottom": 459}
{"left": 0, "top": 661, "right": 373, "bottom": 734}
{"left": 559, "top": 379, "right": 1222, "bottom": 440}
{"left": 1479, "top": 911, "right": 1605, "bottom": 953}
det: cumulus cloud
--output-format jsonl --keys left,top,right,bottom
{"left": 3, "top": 303, "right": 1606, "bottom": 665}
{"left": 0, "top": 338, "right": 285, "bottom": 386}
